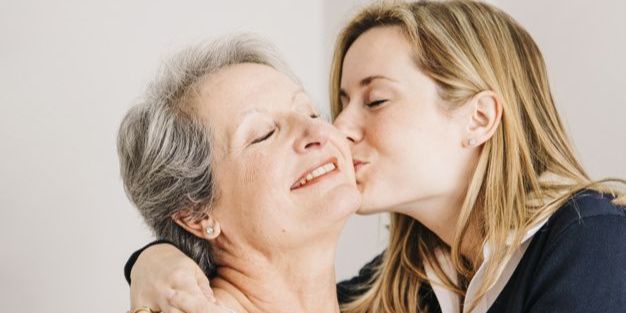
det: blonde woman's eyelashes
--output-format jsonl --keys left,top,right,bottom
{"left": 366, "top": 99, "right": 388, "bottom": 108}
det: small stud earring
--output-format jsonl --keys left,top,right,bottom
{"left": 206, "top": 227, "right": 214, "bottom": 236}
{"left": 467, "top": 138, "right": 476, "bottom": 146}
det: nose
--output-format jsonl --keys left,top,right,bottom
{"left": 333, "top": 107, "right": 363, "bottom": 144}
{"left": 293, "top": 118, "right": 330, "bottom": 153}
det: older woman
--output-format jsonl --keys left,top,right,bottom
{"left": 118, "top": 35, "right": 360, "bottom": 313}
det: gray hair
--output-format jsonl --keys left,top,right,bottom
{"left": 117, "top": 34, "right": 297, "bottom": 276}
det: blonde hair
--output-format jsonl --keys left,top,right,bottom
{"left": 330, "top": 1, "right": 626, "bottom": 312}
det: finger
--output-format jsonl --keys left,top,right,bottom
{"left": 156, "top": 289, "right": 184, "bottom": 313}
{"left": 168, "top": 290, "right": 229, "bottom": 313}
{"left": 167, "top": 269, "right": 215, "bottom": 302}
{"left": 131, "top": 297, "right": 161, "bottom": 312}
{"left": 155, "top": 275, "right": 213, "bottom": 313}
{"left": 163, "top": 307, "right": 186, "bottom": 313}
{"left": 130, "top": 279, "right": 161, "bottom": 311}
{"left": 194, "top": 271, "right": 214, "bottom": 301}
{"left": 198, "top": 281, "right": 215, "bottom": 302}
{"left": 169, "top": 268, "right": 202, "bottom": 290}
{"left": 158, "top": 299, "right": 183, "bottom": 313}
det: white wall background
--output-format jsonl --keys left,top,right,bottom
{"left": 492, "top": 0, "right": 626, "bottom": 179}
{"left": 0, "top": 1, "right": 623, "bottom": 313}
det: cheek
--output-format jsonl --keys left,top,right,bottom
{"left": 240, "top": 150, "right": 295, "bottom": 213}
{"left": 240, "top": 149, "right": 280, "bottom": 185}
{"left": 368, "top": 106, "right": 437, "bottom": 164}
{"left": 370, "top": 106, "right": 466, "bottom": 192}
{"left": 217, "top": 152, "right": 287, "bottom": 214}
{"left": 411, "top": 131, "right": 472, "bottom": 202}
{"left": 216, "top": 158, "right": 295, "bottom": 241}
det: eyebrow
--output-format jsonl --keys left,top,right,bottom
{"left": 235, "top": 88, "right": 308, "bottom": 131}
{"left": 228, "top": 88, "right": 308, "bottom": 152}
{"left": 339, "top": 75, "right": 396, "bottom": 99}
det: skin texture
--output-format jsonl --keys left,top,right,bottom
{"left": 334, "top": 26, "right": 501, "bottom": 251}
{"left": 130, "top": 26, "right": 503, "bottom": 312}
{"left": 190, "top": 63, "right": 358, "bottom": 252}
{"left": 137, "top": 63, "right": 361, "bottom": 313}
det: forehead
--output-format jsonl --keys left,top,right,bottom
{"left": 195, "top": 63, "right": 305, "bottom": 129}
{"left": 341, "top": 26, "right": 414, "bottom": 85}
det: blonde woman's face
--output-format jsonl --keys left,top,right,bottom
{"left": 334, "top": 26, "right": 476, "bottom": 217}
{"left": 199, "top": 63, "right": 360, "bottom": 250}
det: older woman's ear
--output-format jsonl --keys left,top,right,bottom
{"left": 172, "top": 210, "right": 221, "bottom": 240}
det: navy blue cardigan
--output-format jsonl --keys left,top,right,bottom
{"left": 486, "top": 191, "right": 626, "bottom": 312}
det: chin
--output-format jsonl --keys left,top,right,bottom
{"left": 355, "top": 205, "right": 387, "bottom": 215}
{"left": 353, "top": 184, "right": 384, "bottom": 215}
{"left": 321, "top": 183, "right": 362, "bottom": 219}
{"left": 355, "top": 188, "right": 401, "bottom": 215}
{"left": 355, "top": 193, "right": 387, "bottom": 215}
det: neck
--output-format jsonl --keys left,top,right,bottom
{"left": 398, "top": 191, "right": 484, "bottom": 265}
{"left": 211, "top": 236, "right": 341, "bottom": 313}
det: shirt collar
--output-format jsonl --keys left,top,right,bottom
{"left": 426, "top": 171, "right": 568, "bottom": 312}
{"left": 425, "top": 216, "right": 550, "bottom": 313}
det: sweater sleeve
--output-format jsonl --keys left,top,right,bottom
{"left": 526, "top": 214, "right": 626, "bottom": 312}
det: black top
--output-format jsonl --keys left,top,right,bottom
{"left": 486, "top": 190, "right": 626, "bottom": 312}
{"left": 125, "top": 191, "right": 626, "bottom": 312}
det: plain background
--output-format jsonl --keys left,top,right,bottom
{"left": 1, "top": 1, "right": 624, "bottom": 312}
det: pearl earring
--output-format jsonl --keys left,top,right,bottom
{"left": 206, "top": 227, "right": 214, "bottom": 236}
{"left": 467, "top": 138, "right": 476, "bottom": 146}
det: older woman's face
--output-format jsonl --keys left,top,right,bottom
{"left": 198, "top": 63, "right": 360, "bottom": 250}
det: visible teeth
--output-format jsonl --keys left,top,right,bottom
{"left": 313, "top": 167, "right": 324, "bottom": 177}
{"left": 295, "top": 162, "right": 337, "bottom": 189}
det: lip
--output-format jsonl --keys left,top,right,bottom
{"left": 290, "top": 157, "right": 340, "bottom": 191}
{"left": 352, "top": 159, "right": 368, "bottom": 172}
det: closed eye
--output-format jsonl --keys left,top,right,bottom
{"left": 366, "top": 99, "right": 387, "bottom": 108}
{"left": 251, "top": 129, "right": 275, "bottom": 144}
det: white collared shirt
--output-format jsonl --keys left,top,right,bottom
{"left": 424, "top": 218, "right": 550, "bottom": 313}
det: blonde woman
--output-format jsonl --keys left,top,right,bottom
{"left": 125, "top": 1, "right": 626, "bottom": 313}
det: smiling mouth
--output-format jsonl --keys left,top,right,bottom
{"left": 290, "top": 158, "right": 339, "bottom": 190}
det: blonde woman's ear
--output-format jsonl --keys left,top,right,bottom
{"left": 171, "top": 210, "right": 221, "bottom": 240}
{"left": 465, "top": 90, "right": 503, "bottom": 147}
